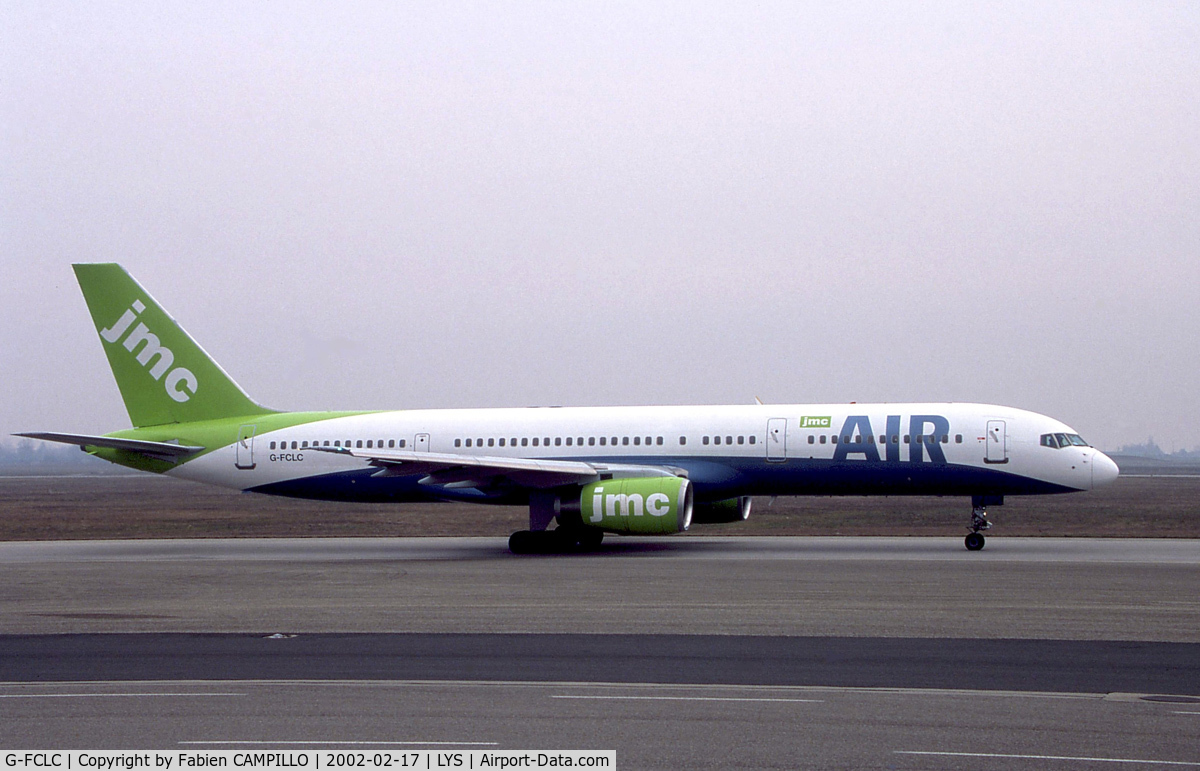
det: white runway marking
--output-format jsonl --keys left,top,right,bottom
{"left": 0, "top": 692, "right": 245, "bottom": 698}
{"left": 552, "top": 695, "right": 822, "bottom": 703}
{"left": 180, "top": 741, "right": 499, "bottom": 746}
{"left": 896, "top": 750, "right": 1200, "bottom": 766}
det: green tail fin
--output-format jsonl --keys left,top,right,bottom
{"left": 73, "top": 263, "right": 275, "bottom": 427}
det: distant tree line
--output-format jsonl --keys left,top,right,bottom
{"left": 0, "top": 440, "right": 111, "bottom": 469}
{"left": 1112, "top": 438, "right": 1200, "bottom": 460}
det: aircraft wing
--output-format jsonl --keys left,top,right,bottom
{"left": 312, "top": 446, "right": 684, "bottom": 490}
{"left": 13, "top": 432, "right": 206, "bottom": 462}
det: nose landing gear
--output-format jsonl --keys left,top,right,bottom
{"left": 966, "top": 495, "right": 1002, "bottom": 551}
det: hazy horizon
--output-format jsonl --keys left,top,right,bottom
{"left": 3, "top": 3, "right": 1198, "bottom": 451}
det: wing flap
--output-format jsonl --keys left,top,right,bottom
{"left": 313, "top": 446, "right": 685, "bottom": 491}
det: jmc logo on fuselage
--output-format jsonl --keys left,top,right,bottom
{"left": 99, "top": 300, "right": 198, "bottom": 403}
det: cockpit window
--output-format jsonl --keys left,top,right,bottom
{"left": 1042, "top": 432, "right": 1090, "bottom": 449}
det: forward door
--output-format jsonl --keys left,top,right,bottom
{"left": 766, "top": 418, "right": 787, "bottom": 462}
{"left": 986, "top": 420, "right": 1008, "bottom": 463}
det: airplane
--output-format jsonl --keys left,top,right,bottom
{"left": 17, "top": 264, "right": 1120, "bottom": 553}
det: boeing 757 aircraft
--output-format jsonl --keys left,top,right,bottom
{"left": 19, "top": 264, "right": 1119, "bottom": 552}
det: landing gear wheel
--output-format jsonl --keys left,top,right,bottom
{"left": 575, "top": 528, "right": 604, "bottom": 552}
{"left": 509, "top": 530, "right": 536, "bottom": 554}
{"left": 551, "top": 527, "right": 605, "bottom": 553}
{"left": 964, "top": 532, "right": 985, "bottom": 551}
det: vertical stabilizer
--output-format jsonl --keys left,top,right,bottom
{"left": 73, "top": 263, "right": 275, "bottom": 427}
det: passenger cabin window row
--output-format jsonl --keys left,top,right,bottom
{"left": 806, "top": 434, "right": 964, "bottom": 445}
{"left": 1041, "top": 433, "right": 1089, "bottom": 449}
{"left": 268, "top": 439, "right": 407, "bottom": 450}
{"left": 453, "top": 435, "right": 667, "bottom": 449}
{"left": 700, "top": 435, "right": 756, "bottom": 446}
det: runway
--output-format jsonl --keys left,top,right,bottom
{"left": 3, "top": 536, "right": 1199, "bottom": 768}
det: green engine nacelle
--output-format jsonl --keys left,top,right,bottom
{"left": 691, "top": 496, "right": 752, "bottom": 524}
{"left": 580, "top": 477, "right": 693, "bottom": 534}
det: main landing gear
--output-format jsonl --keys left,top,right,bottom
{"left": 965, "top": 495, "right": 1002, "bottom": 551}
{"left": 509, "top": 527, "right": 604, "bottom": 555}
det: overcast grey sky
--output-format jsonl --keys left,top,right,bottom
{"left": 2, "top": 2, "right": 1198, "bottom": 451}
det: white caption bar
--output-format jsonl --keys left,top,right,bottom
{"left": 2, "top": 752, "right": 616, "bottom": 771}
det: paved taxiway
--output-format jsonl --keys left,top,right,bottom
{"left": 3, "top": 536, "right": 1199, "bottom": 768}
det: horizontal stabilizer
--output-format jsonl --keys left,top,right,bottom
{"left": 14, "top": 432, "right": 205, "bottom": 462}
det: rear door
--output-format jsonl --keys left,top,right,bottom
{"left": 235, "top": 424, "right": 256, "bottom": 470}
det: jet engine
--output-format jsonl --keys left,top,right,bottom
{"left": 691, "top": 496, "right": 752, "bottom": 524}
{"left": 578, "top": 477, "right": 693, "bottom": 534}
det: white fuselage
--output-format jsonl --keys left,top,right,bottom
{"left": 171, "top": 402, "right": 1119, "bottom": 503}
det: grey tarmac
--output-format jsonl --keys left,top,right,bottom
{"left": 2, "top": 536, "right": 1198, "bottom": 769}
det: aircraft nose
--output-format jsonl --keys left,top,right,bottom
{"left": 1092, "top": 450, "right": 1120, "bottom": 489}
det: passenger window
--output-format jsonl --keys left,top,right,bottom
{"left": 955, "top": 434, "right": 963, "bottom": 444}
{"left": 738, "top": 436, "right": 745, "bottom": 445}
{"left": 657, "top": 437, "right": 664, "bottom": 445}
{"left": 532, "top": 438, "right": 539, "bottom": 447}
{"left": 703, "top": 436, "right": 710, "bottom": 445}
{"left": 356, "top": 440, "right": 363, "bottom": 448}
{"left": 634, "top": 436, "right": 641, "bottom": 446}
{"left": 808, "top": 435, "right": 815, "bottom": 444}
{"left": 713, "top": 436, "right": 721, "bottom": 445}
{"left": 302, "top": 441, "right": 309, "bottom": 448}
{"left": 521, "top": 438, "right": 529, "bottom": 447}
{"left": 455, "top": 439, "right": 462, "bottom": 448}
{"left": 293, "top": 441, "right": 300, "bottom": 450}
{"left": 499, "top": 438, "right": 506, "bottom": 447}
{"left": 610, "top": 437, "right": 617, "bottom": 446}
{"left": 903, "top": 436, "right": 910, "bottom": 444}
{"left": 488, "top": 438, "right": 495, "bottom": 447}
{"left": 679, "top": 436, "right": 687, "bottom": 445}
{"left": 748, "top": 435, "right": 755, "bottom": 445}
{"left": 465, "top": 438, "right": 472, "bottom": 448}
{"left": 819, "top": 435, "right": 826, "bottom": 444}
{"left": 726, "top": 436, "right": 733, "bottom": 445}
{"left": 334, "top": 440, "right": 340, "bottom": 447}
{"left": 555, "top": 437, "right": 562, "bottom": 446}
{"left": 270, "top": 442, "right": 276, "bottom": 450}
{"left": 577, "top": 437, "right": 584, "bottom": 446}
{"left": 941, "top": 435, "right": 948, "bottom": 444}
{"left": 599, "top": 437, "right": 607, "bottom": 446}
{"left": 565, "top": 437, "right": 572, "bottom": 446}
{"left": 399, "top": 439, "right": 406, "bottom": 448}
{"left": 831, "top": 436, "right": 837, "bottom": 444}
{"left": 623, "top": 437, "right": 630, "bottom": 446}
{"left": 544, "top": 437, "right": 550, "bottom": 446}
{"left": 588, "top": 437, "right": 595, "bottom": 446}
{"left": 387, "top": 440, "right": 394, "bottom": 448}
